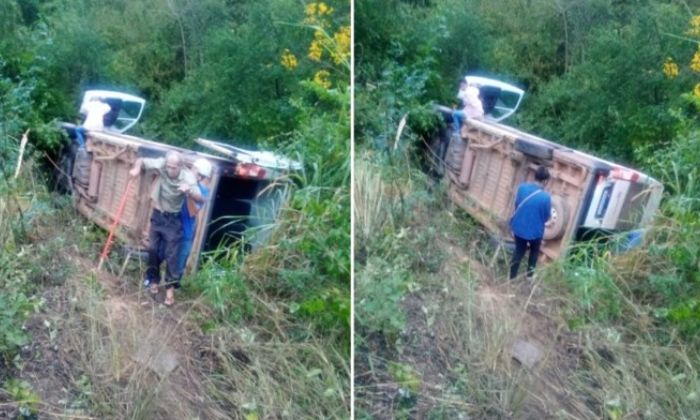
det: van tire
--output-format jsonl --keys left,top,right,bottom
{"left": 544, "top": 195, "right": 569, "bottom": 240}
{"left": 514, "top": 138, "right": 553, "bottom": 160}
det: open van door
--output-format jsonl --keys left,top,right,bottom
{"left": 464, "top": 76, "right": 524, "bottom": 123}
{"left": 80, "top": 90, "right": 146, "bottom": 133}
{"left": 193, "top": 138, "right": 302, "bottom": 254}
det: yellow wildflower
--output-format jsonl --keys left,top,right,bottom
{"left": 691, "top": 49, "right": 700, "bottom": 73}
{"left": 308, "top": 39, "right": 323, "bottom": 61}
{"left": 317, "top": 2, "right": 333, "bottom": 15}
{"left": 689, "top": 15, "right": 700, "bottom": 37}
{"left": 663, "top": 57, "right": 679, "bottom": 79}
{"left": 694, "top": 83, "right": 700, "bottom": 98}
{"left": 304, "top": 1, "right": 333, "bottom": 26}
{"left": 313, "top": 69, "right": 332, "bottom": 89}
{"left": 304, "top": 2, "right": 318, "bottom": 25}
{"left": 305, "top": 2, "right": 317, "bottom": 17}
{"left": 280, "top": 49, "right": 298, "bottom": 70}
{"left": 332, "top": 26, "right": 351, "bottom": 65}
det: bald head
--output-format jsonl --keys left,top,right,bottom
{"left": 165, "top": 151, "right": 183, "bottom": 179}
{"left": 165, "top": 151, "right": 182, "bottom": 164}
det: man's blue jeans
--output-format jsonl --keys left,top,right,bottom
{"left": 147, "top": 209, "right": 183, "bottom": 289}
{"left": 452, "top": 110, "right": 466, "bottom": 135}
{"left": 510, "top": 235, "right": 542, "bottom": 279}
{"left": 75, "top": 126, "right": 86, "bottom": 148}
{"left": 178, "top": 237, "right": 194, "bottom": 276}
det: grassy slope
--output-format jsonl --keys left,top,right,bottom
{"left": 354, "top": 153, "right": 700, "bottom": 419}
{"left": 0, "top": 162, "right": 349, "bottom": 419}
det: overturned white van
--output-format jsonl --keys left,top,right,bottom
{"left": 58, "top": 90, "right": 301, "bottom": 273}
{"left": 428, "top": 76, "right": 663, "bottom": 262}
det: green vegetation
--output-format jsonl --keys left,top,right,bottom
{"left": 1, "top": 0, "right": 348, "bottom": 417}
{"left": 356, "top": 0, "right": 700, "bottom": 417}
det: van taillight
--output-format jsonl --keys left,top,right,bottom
{"left": 235, "top": 163, "right": 267, "bottom": 179}
{"left": 610, "top": 168, "right": 639, "bottom": 182}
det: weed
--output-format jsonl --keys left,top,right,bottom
{"left": 356, "top": 257, "right": 410, "bottom": 342}
{"left": 2, "top": 378, "right": 40, "bottom": 418}
{"left": 186, "top": 262, "right": 254, "bottom": 324}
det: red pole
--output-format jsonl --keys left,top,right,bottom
{"left": 98, "top": 178, "right": 134, "bottom": 271}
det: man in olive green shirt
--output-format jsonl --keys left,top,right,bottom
{"left": 130, "top": 151, "right": 201, "bottom": 306}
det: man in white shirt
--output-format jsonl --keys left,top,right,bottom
{"left": 75, "top": 97, "right": 112, "bottom": 148}
{"left": 452, "top": 80, "right": 484, "bottom": 136}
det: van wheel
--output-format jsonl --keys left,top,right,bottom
{"left": 544, "top": 195, "right": 569, "bottom": 240}
{"left": 514, "top": 138, "right": 553, "bottom": 160}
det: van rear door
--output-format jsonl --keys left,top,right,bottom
{"left": 582, "top": 168, "right": 664, "bottom": 231}
{"left": 192, "top": 138, "right": 302, "bottom": 258}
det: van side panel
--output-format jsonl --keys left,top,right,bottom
{"left": 440, "top": 118, "right": 663, "bottom": 264}
{"left": 448, "top": 120, "right": 596, "bottom": 263}
{"left": 77, "top": 134, "right": 148, "bottom": 247}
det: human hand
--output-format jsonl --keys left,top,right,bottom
{"left": 129, "top": 159, "right": 142, "bottom": 177}
{"left": 178, "top": 183, "right": 190, "bottom": 194}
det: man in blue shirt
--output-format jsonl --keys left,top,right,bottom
{"left": 509, "top": 166, "right": 552, "bottom": 279}
{"left": 178, "top": 158, "right": 212, "bottom": 278}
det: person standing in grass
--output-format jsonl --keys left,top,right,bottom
{"left": 129, "top": 151, "right": 201, "bottom": 306}
{"left": 177, "top": 158, "right": 212, "bottom": 277}
{"left": 509, "top": 165, "right": 552, "bottom": 280}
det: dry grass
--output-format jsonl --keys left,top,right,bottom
{"left": 50, "top": 256, "right": 349, "bottom": 419}
{"left": 354, "top": 157, "right": 399, "bottom": 244}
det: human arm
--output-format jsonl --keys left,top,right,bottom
{"left": 177, "top": 171, "right": 203, "bottom": 201}
{"left": 179, "top": 183, "right": 204, "bottom": 202}
{"left": 129, "top": 157, "right": 164, "bottom": 177}
{"left": 185, "top": 185, "right": 208, "bottom": 216}
{"left": 129, "top": 158, "right": 143, "bottom": 177}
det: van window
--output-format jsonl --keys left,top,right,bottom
{"left": 616, "top": 182, "right": 651, "bottom": 231}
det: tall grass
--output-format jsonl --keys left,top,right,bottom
{"left": 57, "top": 271, "right": 349, "bottom": 419}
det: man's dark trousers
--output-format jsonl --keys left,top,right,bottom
{"left": 146, "top": 209, "right": 183, "bottom": 289}
{"left": 510, "top": 235, "right": 542, "bottom": 279}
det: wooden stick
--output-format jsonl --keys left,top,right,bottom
{"left": 393, "top": 113, "right": 408, "bottom": 150}
{"left": 14, "top": 129, "right": 30, "bottom": 179}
